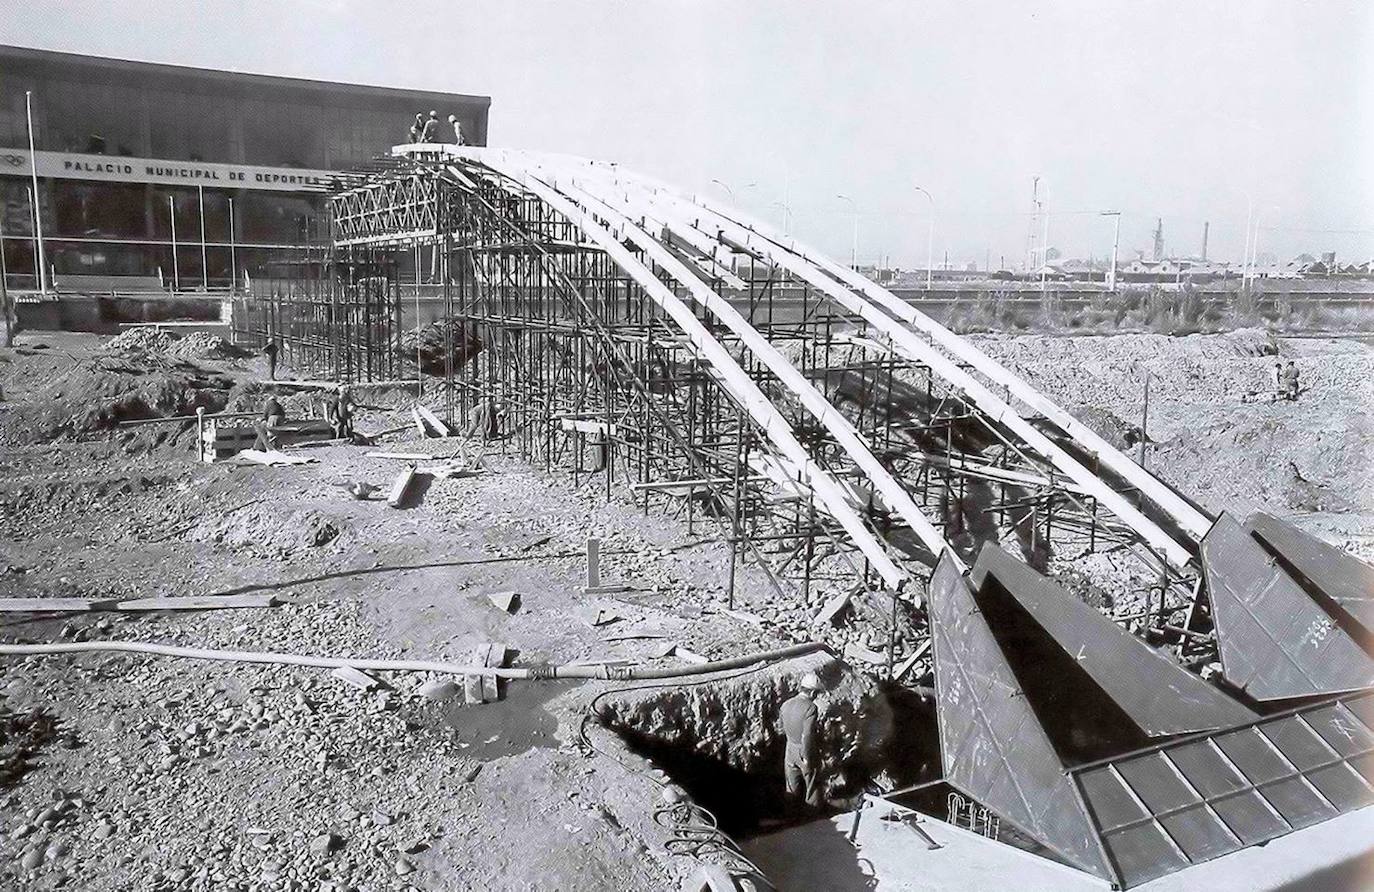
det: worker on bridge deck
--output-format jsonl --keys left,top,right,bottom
{"left": 780, "top": 672, "right": 824, "bottom": 813}
{"left": 420, "top": 110, "right": 441, "bottom": 143}
{"left": 448, "top": 114, "right": 465, "bottom": 145}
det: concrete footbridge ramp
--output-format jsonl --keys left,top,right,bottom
{"left": 327, "top": 144, "right": 1373, "bottom": 702}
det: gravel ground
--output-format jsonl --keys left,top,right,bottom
{"left": 1, "top": 327, "right": 1371, "bottom": 890}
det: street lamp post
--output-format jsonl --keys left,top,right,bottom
{"left": 228, "top": 198, "right": 238, "bottom": 295}
{"left": 198, "top": 185, "right": 208, "bottom": 290}
{"left": 1240, "top": 191, "right": 1254, "bottom": 290}
{"left": 169, "top": 196, "right": 180, "bottom": 293}
{"left": 25, "top": 91, "right": 47, "bottom": 296}
{"left": 913, "top": 185, "right": 935, "bottom": 291}
{"left": 1101, "top": 211, "right": 1122, "bottom": 291}
{"left": 836, "top": 194, "right": 858, "bottom": 270}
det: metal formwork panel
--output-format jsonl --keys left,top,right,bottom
{"left": 928, "top": 552, "right": 1111, "bottom": 880}
{"left": 970, "top": 544, "right": 1256, "bottom": 734}
{"left": 1201, "top": 514, "right": 1374, "bottom": 700}
{"left": 1073, "top": 692, "right": 1374, "bottom": 887}
{"left": 1247, "top": 511, "right": 1374, "bottom": 638}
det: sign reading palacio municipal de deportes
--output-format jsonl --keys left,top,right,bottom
{"left": 0, "top": 148, "right": 337, "bottom": 193}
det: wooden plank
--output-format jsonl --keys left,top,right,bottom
{"left": 812, "top": 592, "right": 852, "bottom": 627}
{"left": 410, "top": 406, "right": 428, "bottom": 439}
{"left": 387, "top": 465, "right": 418, "bottom": 507}
{"left": 237, "top": 449, "right": 316, "bottom": 466}
{"left": 367, "top": 451, "right": 433, "bottom": 461}
{"left": 114, "top": 595, "right": 280, "bottom": 611}
{"left": 414, "top": 405, "right": 451, "bottom": 437}
{"left": 893, "top": 639, "right": 932, "bottom": 682}
{"left": 0, "top": 598, "right": 108, "bottom": 613}
{"left": 331, "top": 666, "right": 381, "bottom": 690}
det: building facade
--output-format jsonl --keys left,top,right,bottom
{"left": 0, "top": 44, "right": 489, "bottom": 292}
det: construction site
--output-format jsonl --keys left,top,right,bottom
{"left": 8, "top": 0, "right": 1374, "bottom": 879}
{"left": 0, "top": 133, "right": 1371, "bottom": 891}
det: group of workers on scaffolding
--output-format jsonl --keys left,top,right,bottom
{"left": 409, "top": 110, "right": 466, "bottom": 146}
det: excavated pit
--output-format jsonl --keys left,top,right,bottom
{"left": 592, "top": 651, "right": 936, "bottom": 838}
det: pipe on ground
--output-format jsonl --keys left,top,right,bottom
{"left": 0, "top": 640, "right": 825, "bottom": 682}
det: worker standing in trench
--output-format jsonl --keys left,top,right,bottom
{"left": 780, "top": 672, "right": 825, "bottom": 814}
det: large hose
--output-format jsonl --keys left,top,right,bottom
{"left": 0, "top": 640, "right": 824, "bottom": 681}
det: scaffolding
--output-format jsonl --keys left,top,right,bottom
{"left": 314, "top": 149, "right": 1222, "bottom": 679}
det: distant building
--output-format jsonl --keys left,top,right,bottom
{"left": 1, "top": 44, "right": 490, "bottom": 292}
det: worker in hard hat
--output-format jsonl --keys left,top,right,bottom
{"left": 780, "top": 672, "right": 824, "bottom": 813}
{"left": 448, "top": 114, "right": 465, "bottom": 145}
{"left": 420, "top": 110, "right": 441, "bottom": 143}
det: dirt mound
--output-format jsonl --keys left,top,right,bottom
{"left": 104, "top": 328, "right": 247, "bottom": 361}
{"left": 104, "top": 328, "right": 176, "bottom": 353}
{"left": 0, "top": 353, "right": 238, "bottom": 447}
{"left": 398, "top": 317, "right": 482, "bottom": 376}
{"left": 975, "top": 332, "right": 1374, "bottom": 518}
{"left": 191, "top": 505, "right": 345, "bottom": 557}
{"left": 1222, "top": 327, "right": 1280, "bottom": 357}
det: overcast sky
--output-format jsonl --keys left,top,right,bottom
{"left": 4, "top": 0, "right": 1371, "bottom": 267}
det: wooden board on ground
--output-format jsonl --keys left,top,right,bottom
{"left": 366, "top": 451, "right": 433, "bottom": 461}
{"left": 813, "top": 592, "right": 852, "bottom": 627}
{"left": 115, "top": 594, "right": 280, "bottom": 611}
{"left": 486, "top": 591, "right": 519, "bottom": 614}
{"left": 237, "top": 449, "right": 316, "bottom": 466}
{"left": 0, "top": 598, "right": 114, "bottom": 613}
{"left": 844, "top": 642, "right": 887, "bottom": 667}
{"left": 414, "top": 405, "right": 451, "bottom": 438}
{"left": 387, "top": 465, "right": 418, "bottom": 508}
{"left": 331, "top": 665, "right": 381, "bottom": 690}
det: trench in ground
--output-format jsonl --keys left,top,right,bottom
{"left": 602, "top": 681, "right": 938, "bottom": 840}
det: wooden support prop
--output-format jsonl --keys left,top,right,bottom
{"left": 387, "top": 465, "right": 418, "bottom": 508}
{"left": 463, "top": 643, "right": 508, "bottom": 703}
{"left": 582, "top": 536, "right": 631, "bottom": 594}
{"left": 585, "top": 536, "right": 601, "bottom": 589}
{"left": 410, "top": 407, "right": 429, "bottom": 439}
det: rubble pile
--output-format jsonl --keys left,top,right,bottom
{"left": 397, "top": 318, "right": 482, "bottom": 376}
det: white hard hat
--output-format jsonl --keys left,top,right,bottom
{"left": 800, "top": 672, "right": 822, "bottom": 691}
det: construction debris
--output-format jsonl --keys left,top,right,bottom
{"left": 235, "top": 449, "right": 316, "bottom": 467}
{"left": 330, "top": 666, "right": 383, "bottom": 691}
{"left": 486, "top": 591, "right": 520, "bottom": 613}
{"left": 386, "top": 465, "right": 420, "bottom": 508}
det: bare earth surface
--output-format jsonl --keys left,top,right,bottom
{"left": 0, "top": 328, "right": 1370, "bottom": 891}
